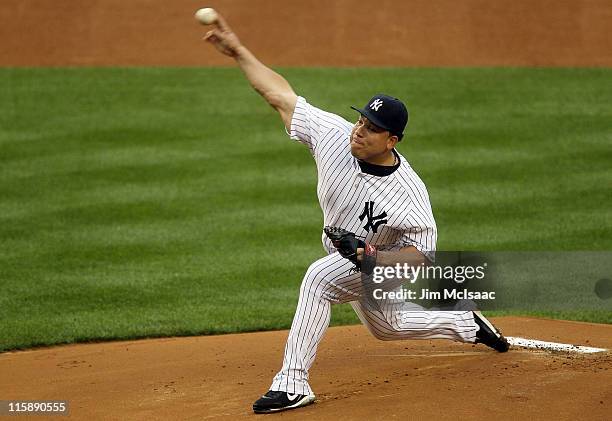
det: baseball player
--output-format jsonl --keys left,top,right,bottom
{"left": 203, "top": 13, "right": 509, "bottom": 414}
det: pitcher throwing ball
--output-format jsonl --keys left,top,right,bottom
{"left": 202, "top": 12, "right": 509, "bottom": 414}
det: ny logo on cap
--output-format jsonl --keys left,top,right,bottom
{"left": 370, "top": 98, "right": 383, "bottom": 112}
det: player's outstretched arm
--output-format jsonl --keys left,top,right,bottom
{"left": 203, "top": 13, "right": 297, "bottom": 130}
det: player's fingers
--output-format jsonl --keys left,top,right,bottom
{"left": 214, "top": 14, "right": 231, "bottom": 32}
{"left": 203, "top": 30, "right": 221, "bottom": 43}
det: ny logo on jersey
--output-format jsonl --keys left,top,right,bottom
{"left": 370, "top": 99, "right": 383, "bottom": 111}
{"left": 359, "top": 201, "right": 388, "bottom": 233}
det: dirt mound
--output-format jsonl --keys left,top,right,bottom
{"left": 1, "top": 317, "right": 610, "bottom": 420}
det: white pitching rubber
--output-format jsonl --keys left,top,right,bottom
{"left": 506, "top": 336, "right": 607, "bottom": 354}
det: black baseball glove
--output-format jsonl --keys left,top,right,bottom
{"left": 323, "top": 226, "right": 377, "bottom": 275}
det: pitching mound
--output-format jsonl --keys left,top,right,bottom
{"left": 1, "top": 317, "right": 610, "bottom": 420}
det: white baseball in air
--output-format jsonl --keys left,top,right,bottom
{"left": 195, "top": 8, "right": 218, "bottom": 25}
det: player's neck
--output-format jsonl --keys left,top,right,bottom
{"left": 363, "top": 150, "right": 396, "bottom": 166}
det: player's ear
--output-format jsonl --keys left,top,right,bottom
{"left": 387, "top": 135, "right": 399, "bottom": 150}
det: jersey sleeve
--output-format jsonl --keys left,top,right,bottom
{"left": 288, "top": 96, "right": 353, "bottom": 155}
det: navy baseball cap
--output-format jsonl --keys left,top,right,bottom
{"left": 351, "top": 94, "right": 409, "bottom": 140}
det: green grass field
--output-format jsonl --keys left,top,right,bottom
{"left": 1, "top": 68, "right": 610, "bottom": 351}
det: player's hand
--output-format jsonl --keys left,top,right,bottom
{"left": 324, "top": 227, "right": 378, "bottom": 274}
{"left": 324, "top": 226, "right": 363, "bottom": 264}
{"left": 356, "top": 248, "right": 364, "bottom": 262}
{"left": 203, "top": 14, "right": 243, "bottom": 57}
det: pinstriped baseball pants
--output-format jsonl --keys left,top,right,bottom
{"left": 270, "top": 252, "right": 479, "bottom": 395}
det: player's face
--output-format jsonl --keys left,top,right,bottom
{"left": 350, "top": 116, "right": 397, "bottom": 163}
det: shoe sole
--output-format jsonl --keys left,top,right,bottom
{"left": 253, "top": 394, "right": 316, "bottom": 414}
{"left": 474, "top": 311, "right": 501, "bottom": 337}
{"left": 474, "top": 311, "right": 510, "bottom": 352}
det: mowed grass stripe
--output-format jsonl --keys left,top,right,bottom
{"left": 0, "top": 67, "right": 610, "bottom": 351}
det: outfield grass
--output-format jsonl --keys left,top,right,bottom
{"left": 1, "top": 68, "right": 610, "bottom": 351}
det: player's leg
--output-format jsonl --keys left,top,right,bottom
{"left": 351, "top": 285, "right": 509, "bottom": 351}
{"left": 351, "top": 297, "right": 478, "bottom": 342}
{"left": 267, "top": 253, "right": 363, "bottom": 395}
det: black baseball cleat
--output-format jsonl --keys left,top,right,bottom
{"left": 253, "top": 390, "right": 316, "bottom": 414}
{"left": 473, "top": 311, "right": 510, "bottom": 352}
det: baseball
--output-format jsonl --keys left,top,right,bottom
{"left": 195, "top": 8, "right": 218, "bottom": 25}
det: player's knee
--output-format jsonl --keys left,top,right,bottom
{"left": 364, "top": 325, "right": 395, "bottom": 341}
{"left": 300, "top": 261, "right": 334, "bottom": 297}
{"left": 358, "top": 311, "right": 402, "bottom": 340}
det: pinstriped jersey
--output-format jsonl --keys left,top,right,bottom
{"left": 289, "top": 96, "right": 437, "bottom": 261}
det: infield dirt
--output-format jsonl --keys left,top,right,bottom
{"left": 2, "top": 0, "right": 611, "bottom": 66}
{"left": 1, "top": 317, "right": 611, "bottom": 420}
